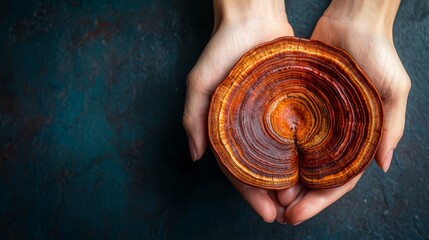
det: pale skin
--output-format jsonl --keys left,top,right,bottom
{"left": 183, "top": 0, "right": 411, "bottom": 225}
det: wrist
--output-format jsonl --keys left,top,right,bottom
{"left": 326, "top": 0, "right": 400, "bottom": 34}
{"left": 213, "top": 0, "right": 288, "bottom": 26}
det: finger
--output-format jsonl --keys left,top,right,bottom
{"left": 267, "top": 191, "right": 287, "bottom": 224}
{"left": 285, "top": 173, "right": 362, "bottom": 225}
{"left": 277, "top": 183, "right": 304, "bottom": 207}
{"left": 375, "top": 89, "right": 409, "bottom": 172}
{"left": 234, "top": 181, "right": 277, "bottom": 223}
{"left": 182, "top": 74, "right": 210, "bottom": 161}
{"left": 218, "top": 163, "right": 277, "bottom": 223}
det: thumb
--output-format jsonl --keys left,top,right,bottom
{"left": 182, "top": 73, "right": 210, "bottom": 161}
{"left": 375, "top": 91, "right": 409, "bottom": 172}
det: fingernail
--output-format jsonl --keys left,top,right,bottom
{"left": 188, "top": 137, "right": 198, "bottom": 161}
{"left": 383, "top": 149, "right": 394, "bottom": 173}
{"left": 262, "top": 218, "right": 273, "bottom": 223}
{"left": 293, "top": 221, "right": 303, "bottom": 226}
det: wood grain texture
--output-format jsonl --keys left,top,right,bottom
{"left": 209, "top": 37, "right": 383, "bottom": 190}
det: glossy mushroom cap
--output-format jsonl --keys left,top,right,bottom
{"left": 208, "top": 37, "right": 383, "bottom": 190}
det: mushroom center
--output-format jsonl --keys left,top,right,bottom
{"left": 267, "top": 96, "right": 315, "bottom": 143}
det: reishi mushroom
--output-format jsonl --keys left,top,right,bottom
{"left": 208, "top": 37, "right": 383, "bottom": 190}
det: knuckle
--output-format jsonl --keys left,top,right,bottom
{"left": 400, "top": 78, "right": 412, "bottom": 96}
{"left": 393, "top": 129, "right": 405, "bottom": 143}
{"left": 182, "top": 113, "right": 192, "bottom": 130}
{"left": 186, "top": 70, "right": 199, "bottom": 87}
{"left": 396, "top": 73, "right": 412, "bottom": 94}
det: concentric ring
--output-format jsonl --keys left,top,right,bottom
{"left": 208, "top": 37, "right": 383, "bottom": 189}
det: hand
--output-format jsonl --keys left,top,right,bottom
{"left": 278, "top": 0, "right": 411, "bottom": 225}
{"left": 311, "top": 0, "right": 411, "bottom": 172}
{"left": 183, "top": 0, "right": 294, "bottom": 223}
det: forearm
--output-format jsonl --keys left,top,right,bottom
{"left": 327, "top": 0, "right": 401, "bottom": 33}
{"left": 213, "top": 0, "right": 287, "bottom": 25}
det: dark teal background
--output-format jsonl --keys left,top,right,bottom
{"left": 1, "top": 0, "right": 428, "bottom": 239}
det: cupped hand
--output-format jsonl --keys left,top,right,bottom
{"left": 311, "top": 14, "right": 411, "bottom": 172}
{"left": 183, "top": 11, "right": 294, "bottom": 222}
{"left": 278, "top": 2, "right": 411, "bottom": 225}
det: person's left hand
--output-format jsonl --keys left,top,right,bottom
{"left": 279, "top": 0, "right": 411, "bottom": 225}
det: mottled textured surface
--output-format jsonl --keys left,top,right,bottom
{"left": 0, "top": 0, "right": 428, "bottom": 239}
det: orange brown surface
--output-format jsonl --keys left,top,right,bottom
{"left": 208, "top": 37, "right": 383, "bottom": 190}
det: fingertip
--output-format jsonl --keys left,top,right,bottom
{"left": 277, "top": 184, "right": 303, "bottom": 207}
{"left": 183, "top": 84, "right": 211, "bottom": 162}
{"left": 283, "top": 187, "right": 309, "bottom": 225}
{"left": 193, "top": 131, "right": 208, "bottom": 161}
{"left": 375, "top": 150, "right": 392, "bottom": 172}
{"left": 375, "top": 131, "right": 399, "bottom": 172}
{"left": 255, "top": 193, "right": 277, "bottom": 223}
{"left": 188, "top": 137, "right": 198, "bottom": 161}
{"left": 284, "top": 194, "right": 312, "bottom": 225}
{"left": 182, "top": 115, "right": 208, "bottom": 161}
{"left": 267, "top": 191, "right": 287, "bottom": 224}
{"left": 262, "top": 214, "right": 276, "bottom": 223}
{"left": 220, "top": 167, "right": 278, "bottom": 223}
{"left": 382, "top": 149, "right": 394, "bottom": 172}
{"left": 241, "top": 187, "right": 277, "bottom": 223}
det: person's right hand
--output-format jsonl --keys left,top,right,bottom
{"left": 182, "top": 0, "right": 294, "bottom": 223}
